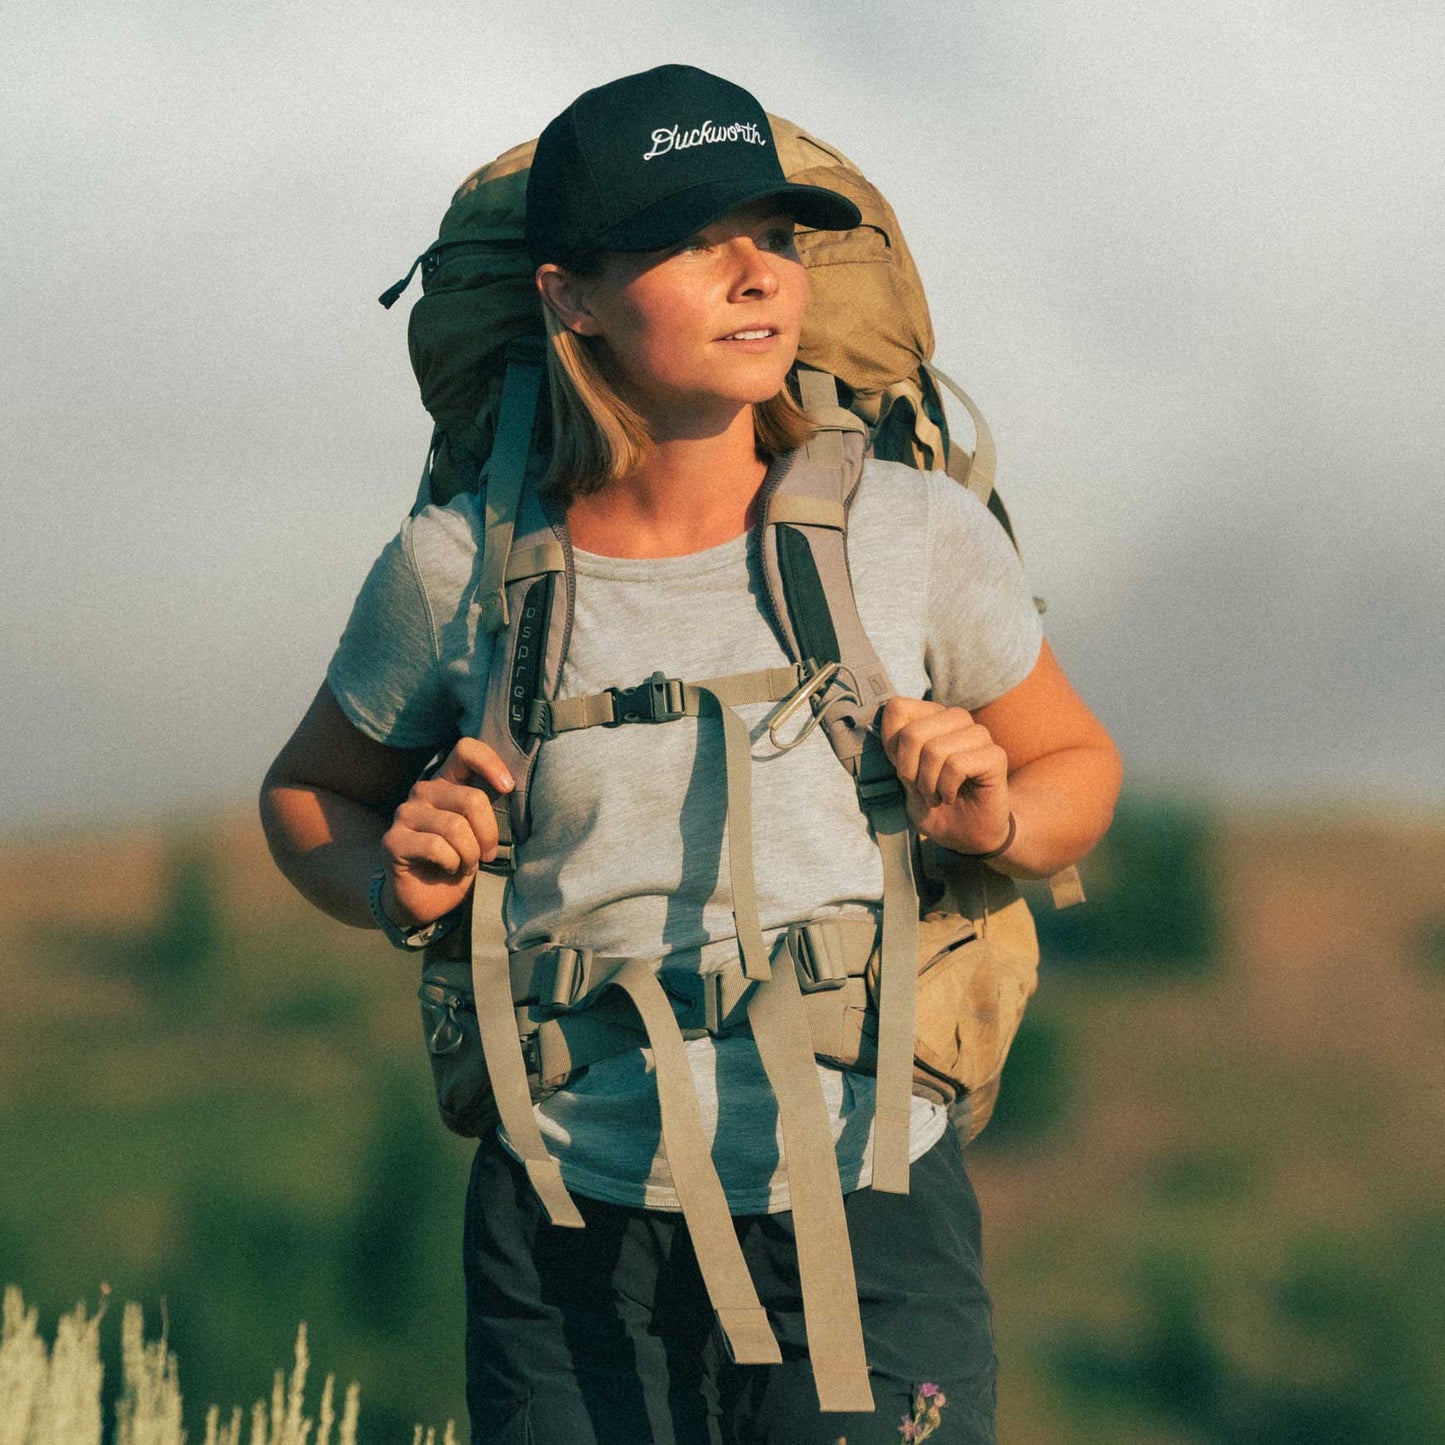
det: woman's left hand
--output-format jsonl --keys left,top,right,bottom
{"left": 876, "top": 696, "right": 1013, "bottom": 854}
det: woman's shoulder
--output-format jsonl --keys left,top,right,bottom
{"left": 405, "top": 490, "right": 483, "bottom": 578}
{"left": 849, "top": 458, "right": 1002, "bottom": 558}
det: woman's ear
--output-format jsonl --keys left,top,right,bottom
{"left": 536, "top": 264, "right": 601, "bottom": 336}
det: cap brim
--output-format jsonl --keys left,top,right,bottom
{"left": 597, "top": 176, "right": 862, "bottom": 252}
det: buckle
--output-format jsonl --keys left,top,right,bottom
{"left": 606, "top": 671, "right": 687, "bottom": 726}
{"left": 541, "top": 945, "right": 593, "bottom": 1014}
{"left": 788, "top": 921, "right": 849, "bottom": 993}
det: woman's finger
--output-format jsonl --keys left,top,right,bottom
{"left": 409, "top": 778, "right": 504, "bottom": 857}
{"left": 392, "top": 801, "right": 486, "bottom": 873}
{"left": 434, "top": 737, "right": 515, "bottom": 793}
{"left": 884, "top": 705, "right": 966, "bottom": 791}
{"left": 932, "top": 737, "right": 1009, "bottom": 807}
{"left": 382, "top": 820, "right": 465, "bottom": 879}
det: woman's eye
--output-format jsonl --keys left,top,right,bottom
{"left": 764, "top": 226, "right": 797, "bottom": 253}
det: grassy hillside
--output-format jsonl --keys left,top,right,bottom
{"left": 1, "top": 802, "right": 1442, "bottom": 1442}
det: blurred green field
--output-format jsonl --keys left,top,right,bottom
{"left": 1, "top": 800, "right": 1442, "bottom": 1443}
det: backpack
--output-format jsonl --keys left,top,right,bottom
{"left": 383, "top": 115, "right": 1082, "bottom": 1416}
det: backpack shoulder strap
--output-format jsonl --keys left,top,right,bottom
{"left": 756, "top": 370, "right": 921, "bottom": 1194}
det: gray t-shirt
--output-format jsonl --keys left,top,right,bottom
{"left": 328, "top": 458, "right": 1043, "bottom": 1212}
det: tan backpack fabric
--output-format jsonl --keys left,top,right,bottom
{"left": 382, "top": 115, "right": 1000, "bottom": 517}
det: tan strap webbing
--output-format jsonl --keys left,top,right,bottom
{"left": 504, "top": 539, "right": 566, "bottom": 583}
{"left": 748, "top": 954, "right": 875, "bottom": 1413}
{"left": 924, "top": 363, "right": 997, "bottom": 505}
{"left": 535, "top": 665, "right": 803, "bottom": 736}
{"left": 693, "top": 684, "right": 770, "bottom": 982}
{"left": 767, "top": 496, "right": 847, "bottom": 530}
{"left": 1048, "top": 863, "right": 1086, "bottom": 909}
{"left": 799, "top": 368, "right": 846, "bottom": 470}
{"left": 477, "top": 355, "right": 543, "bottom": 633}
{"left": 528, "top": 665, "right": 813, "bottom": 986}
{"left": 601, "top": 960, "right": 781, "bottom": 1367}
{"left": 469, "top": 869, "right": 584, "bottom": 1227}
{"left": 857, "top": 772, "right": 919, "bottom": 1194}
{"left": 799, "top": 403, "right": 870, "bottom": 438}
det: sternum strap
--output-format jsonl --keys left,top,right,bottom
{"left": 528, "top": 664, "right": 806, "bottom": 985}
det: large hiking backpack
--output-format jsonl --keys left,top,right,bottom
{"left": 382, "top": 114, "right": 1082, "bottom": 1416}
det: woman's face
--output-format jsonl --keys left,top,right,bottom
{"left": 550, "top": 201, "right": 808, "bottom": 429}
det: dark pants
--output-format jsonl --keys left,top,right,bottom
{"left": 462, "top": 1132, "right": 997, "bottom": 1444}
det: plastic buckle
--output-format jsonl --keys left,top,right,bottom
{"left": 542, "top": 945, "right": 593, "bottom": 1014}
{"left": 789, "top": 922, "right": 849, "bottom": 993}
{"left": 703, "top": 973, "right": 724, "bottom": 1034}
{"left": 606, "top": 670, "right": 687, "bottom": 726}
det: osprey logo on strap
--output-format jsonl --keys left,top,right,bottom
{"left": 643, "top": 118, "right": 767, "bottom": 161}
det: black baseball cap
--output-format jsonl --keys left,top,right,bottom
{"left": 525, "top": 64, "right": 862, "bottom": 266}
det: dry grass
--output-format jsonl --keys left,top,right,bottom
{"left": 0, "top": 1287, "right": 448, "bottom": 1445}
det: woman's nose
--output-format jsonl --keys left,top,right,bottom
{"left": 729, "top": 241, "right": 780, "bottom": 299}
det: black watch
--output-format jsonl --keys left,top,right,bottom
{"left": 367, "top": 869, "right": 454, "bottom": 950}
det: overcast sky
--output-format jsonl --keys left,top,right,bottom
{"left": 3, "top": 0, "right": 1442, "bottom": 830}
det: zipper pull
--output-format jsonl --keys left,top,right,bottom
{"left": 378, "top": 251, "right": 426, "bottom": 309}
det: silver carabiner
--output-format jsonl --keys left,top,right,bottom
{"left": 768, "top": 661, "right": 842, "bottom": 753}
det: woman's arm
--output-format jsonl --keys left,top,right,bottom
{"left": 878, "top": 640, "right": 1122, "bottom": 878}
{"left": 260, "top": 683, "right": 513, "bottom": 932}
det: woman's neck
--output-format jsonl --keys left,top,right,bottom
{"left": 565, "top": 404, "right": 768, "bottom": 558}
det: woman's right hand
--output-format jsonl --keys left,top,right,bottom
{"left": 379, "top": 737, "right": 515, "bottom": 928}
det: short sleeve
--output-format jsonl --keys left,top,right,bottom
{"left": 923, "top": 474, "right": 1044, "bottom": 710}
{"left": 325, "top": 520, "right": 453, "bottom": 749}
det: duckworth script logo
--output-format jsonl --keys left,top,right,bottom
{"left": 643, "top": 118, "right": 768, "bottom": 161}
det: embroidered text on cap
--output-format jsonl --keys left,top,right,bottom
{"left": 643, "top": 119, "right": 769, "bottom": 161}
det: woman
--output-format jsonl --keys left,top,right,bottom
{"left": 262, "top": 64, "right": 1121, "bottom": 1445}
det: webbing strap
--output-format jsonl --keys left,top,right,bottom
{"left": 477, "top": 353, "right": 544, "bottom": 634}
{"left": 766, "top": 496, "right": 846, "bottom": 530}
{"left": 857, "top": 755, "right": 919, "bottom": 1195}
{"left": 748, "top": 954, "right": 875, "bottom": 1413}
{"left": 695, "top": 685, "right": 770, "bottom": 983}
{"left": 799, "top": 368, "right": 845, "bottom": 470}
{"left": 601, "top": 960, "right": 781, "bottom": 1367}
{"left": 470, "top": 870, "right": 584, "bottom": 1227}
{"left": 534, "top": 665, "right": 803, "bottom": 736}
{"left": 526, "top": 665, "right": 814, "bottom": 987}
{"left": 924, "top": 362, "right": 997, "bottom": 505}
{"left": 504, "top": 540, "right": 566, "bottom": 583}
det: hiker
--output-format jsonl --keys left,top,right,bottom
{"left": 261, "top": 64, "right": 1121, "bottom": 1445}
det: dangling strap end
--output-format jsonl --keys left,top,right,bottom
{"left": 737, "top": 930, "right": 773, "bottom": 983}
{"left": 812, "top": 1362, "right": 877, "bottom": 1415}
{"left": 870, "top": 1108, "right": 913, "bottom": 1195}
{"left": 523, "top": 1156, "right": 585, "bottom": 1229}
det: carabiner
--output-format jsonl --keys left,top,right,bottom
{"left": 768, "top": 661, "right": 842, "bottom": 753}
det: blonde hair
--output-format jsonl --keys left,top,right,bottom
{"left": 539, "top": 282, "right": 816, "bottom": 504}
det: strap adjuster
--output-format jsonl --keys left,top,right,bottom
{"left": 539, "top": 945, "right": 593, "bottom": 1014}
{"left": 788, "top": 921, "right": 850, "bottom": 993}
{"left": 606, "top": 671, "right": 687, "bottom": 726}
